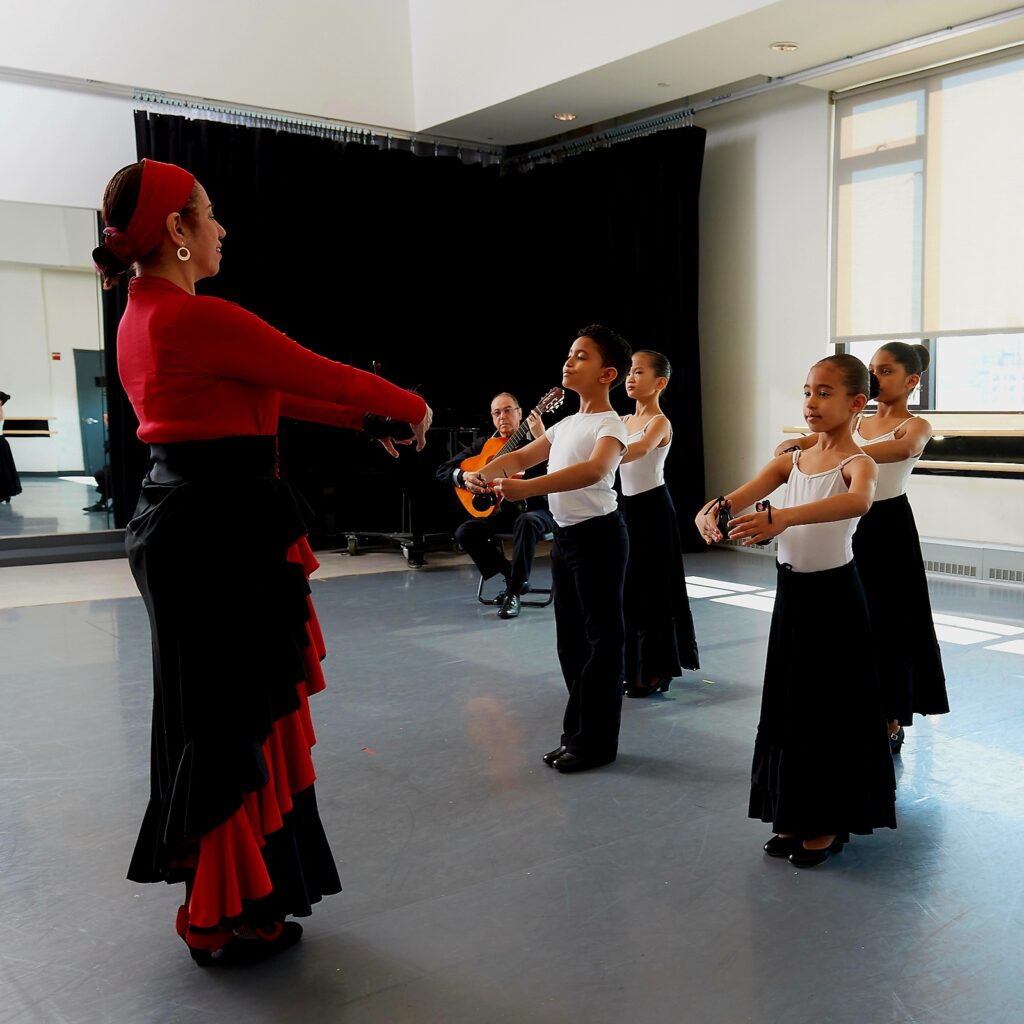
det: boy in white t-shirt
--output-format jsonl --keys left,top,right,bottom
{"left": 464, "top": 325, "right": 632, "bottom": 772}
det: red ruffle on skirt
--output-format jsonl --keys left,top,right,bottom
{"left": 186, "top": 694, "right": 318, "bottom": 934}
{"left": 184, "top": 542, "right": 328, "bottom": 940}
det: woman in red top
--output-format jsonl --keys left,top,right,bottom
{"left": 93, "top": 160, "right": 430, "bottom": 966}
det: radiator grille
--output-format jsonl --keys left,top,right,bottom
{"left": 989, "top": 566, "right": 1024, "bottom": 584}
{"left": 924, "top": 560, "right": 978, "bottom": 578}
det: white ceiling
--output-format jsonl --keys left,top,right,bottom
{"left": 422, "top": 0, "right": 1024, "bottom": 145}
{"left": 2, "top": 0, "right": 1023, "bottom": 146}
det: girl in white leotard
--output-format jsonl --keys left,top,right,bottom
{"left": 776, "top": 343, "right": 949, "bottom": 753}
{"left": 618, "top": 350, "right": 699, "bottom": 698}
{"left": 696, "top": 355, "right": 896, "bottom": 868}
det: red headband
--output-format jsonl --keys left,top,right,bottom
{"left": 102, "top": 159, "right": 196, "bottom": 264}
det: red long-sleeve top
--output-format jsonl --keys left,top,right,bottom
{"left": 117, "top": 276, "right": 426, "bottom": 443}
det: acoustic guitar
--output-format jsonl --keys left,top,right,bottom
{"left": 455, "top": 387, "right": 565, "bottom": 518}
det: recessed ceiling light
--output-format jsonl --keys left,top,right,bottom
{"left": 553, "top": 112, "right": 577, "bottom": 122}
{"left": 770, "top": 41, "right": 799, "bottom": 53}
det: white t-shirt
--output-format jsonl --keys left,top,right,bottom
{"left": 544, "top": 411, "right": 628, "bottom": 527}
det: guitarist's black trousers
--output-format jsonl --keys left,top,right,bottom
{"left": 455, "top": 505, "right": 556, "bottom": 596}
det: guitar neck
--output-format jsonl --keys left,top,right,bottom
{"left": 494, "top": 421, "right": 531, "bottom": 458}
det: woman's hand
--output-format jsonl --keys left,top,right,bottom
{"left": 492, "top": 476, "right": 530, "bottom": 502}
{"left": 376, "top": 436, "right": 415, "bottom": 458}
{"left": 411, "top": 405, "right": 433, "bottom": 451}
{"left": 727, "top": 505, "right": 789, "bottom": 546}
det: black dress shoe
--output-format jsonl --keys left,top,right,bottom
{"left": 498, "top": 593, "right": 521, "bottom": 619}
{"left": 542, "top": 745, "right": 567, "bottom": 766}
{"left": 552, "top": 752, "right": 615, "bottom": 773}
{"left": 890, "top": 725, "right": 905, "bottom": 755}
{"left": 763, "top": 834, "right": 804, "bottom": 858}
{"left": 789, "top": 836, "right": 846, "bottom": 868}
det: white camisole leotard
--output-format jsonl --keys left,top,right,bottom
{"left": 852, "top": 415, "right": 919, "bottom": 501}
{"left": 776, "top": 450, "right": 870, "bottom": 572}
{"left": 619, "top": 415, "right": 671, "bottom": 497}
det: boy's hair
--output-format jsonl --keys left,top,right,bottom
{"left": 576, "top": 324, "right": 632, "bottom": 389}
{"left": 814, "top": 354, "right": 870, "bottom": 398}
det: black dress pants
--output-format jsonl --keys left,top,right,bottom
{"left": 551, "top": 510, "right": 629, "bottom": 759}
{"left": 456, "top": 506, "right": 555, "bottom": 595}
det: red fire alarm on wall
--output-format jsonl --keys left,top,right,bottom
{"left": 51, "top": 352, "right": 61, "bottom": 360}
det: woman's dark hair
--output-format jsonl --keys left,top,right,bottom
{"left": 815, "top": 353, "right": 870, "bottom": 398}
{"left": 92, "top": 162, "right": 200, "bottom": 290}
{"left": 634, "top": 349, "right": 672, "bottom": 381}
{"left": 879, "top": 342, "right": 930, "bottom": 378}
{"left": 576, "top": 324, "right": 632, "bottom": 389}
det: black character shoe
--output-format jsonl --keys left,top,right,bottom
{"left": 198, "top": 921, "right": 304, "bottom": 966}
{"left": 789, "top": 835, "right": 846, "bottom": 868}
{"left": 498, "top": 593, "right": 521, "bottom": 619}
{"left": 552, "top": 752, "right": 615, "bottom": 773}
{"left": 890, "top": 725, "right": 905, "bottom": 756}
{"left": 542, "top": 745, "right": 567, "bottom": 766}
{"left": 763, "top": 834, "right": 804, "bottom": 858}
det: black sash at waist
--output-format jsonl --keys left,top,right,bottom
{"left": 147, "top": 435, "right": 277, "bottom": 484}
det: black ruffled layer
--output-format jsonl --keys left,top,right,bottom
{"left": 621, "top": 484, "right": 700, "bottom": 681}
{"left": 853, "top": 494, "right": 949, "bottom": 724}
{"left": 748, "top": 561, "right": 897, "bottom": 837}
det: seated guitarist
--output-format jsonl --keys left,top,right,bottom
{"left": 437, "top": 392, "right": 555, "bottom": 619}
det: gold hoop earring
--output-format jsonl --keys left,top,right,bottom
{"left": 176, "top": 246, "right": 191, "bottom": 262}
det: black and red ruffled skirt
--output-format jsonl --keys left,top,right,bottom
{"left": 125, "top": 436, "right": 340, "bottom": 952}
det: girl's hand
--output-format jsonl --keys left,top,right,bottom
{"left": 492, "top": 476, "right": 530, "bottom": 502}
{"left": 727, "top": 505, "right": 789, "bottom": 546}
{"left": 411, "top": 404, "right": 433, "bottom": 451}
{"left": 695, "top": 500, "right": 722, "bottom": 544}
{"left": 462, "top": 470, "right": 489, "bottom": 494}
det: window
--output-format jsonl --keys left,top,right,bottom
{"left": 832, "top": 50, "right": 1024, "bottom": 413}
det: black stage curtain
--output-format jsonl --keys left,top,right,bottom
{"left": 103, "top": 113, "right": 705, "bottom": 547}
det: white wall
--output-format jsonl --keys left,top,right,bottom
{"left": 695, "top": 85, "right": 1024, "bottom": 548}
{"left": 0, "top": 77, "right": 137, "bottom": 210}
{"left": 0, "top": 203, "right": 102, "bottom": 473}
{"left": 0, "top": 0, "right": 415, "bottom": 131}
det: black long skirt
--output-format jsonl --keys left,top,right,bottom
{"left": 749, "top": 561, "right": 897, "bottom": 837}
{"left": 125, "top": 437, "right": 340, "bottom": 943}
{"left": 621, "top": 484, "right": 700, "bottom": 683}
{"left": 853, "top": 494, "right": 949, "bottom": 726}
{"left": 0, "top": 436, "right": 21, "bottom": 501}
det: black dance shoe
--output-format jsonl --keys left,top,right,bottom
{"left": 552, "top": 752, "right": 615, "bottom": 773}
{"left": 789, "top": 836, "right": 846, "bottom": 868}
{"left": 624, "top": 678, "right": 671, "bottom": 698}
{"left": 498, "top": 593, "right": 521, "bottom": 619}
{"left": 542, "top": 745, "right": 567, "bottom": 766}
{"left": 192, "top": 921, "right": 303, "bottom": 966}
{"left": 763, "top": 834, "right": 804, "bottom": 858}
{"left": 890, "top": 726, "right": 905, "bottom": 756}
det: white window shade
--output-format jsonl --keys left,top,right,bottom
{"left": 833, "top": 51, "right": 1024, "bottom": 343}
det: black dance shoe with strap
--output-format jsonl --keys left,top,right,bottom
{"left": 789, "top": 835, "right": 847, "bottom": 869}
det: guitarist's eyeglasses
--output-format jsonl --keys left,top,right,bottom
{"left": 491, "top": 406, "right": 520, "bottom": 419}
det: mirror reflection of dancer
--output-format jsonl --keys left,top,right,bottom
{"left": 436, "top": 394, "right": 554, "bottom": 619}
{"left": 775, "top": 344, "right": 948, "bottom": 755}
{"left": 697, "top": 355, "right": 896, "bottom": 868}
{"left": 0, "top": 392, "right": 22, "bottom": 504}
{"left": 464, "top": 326, "right": 632, "bottom": 773}
{"left": 618, "top": 351, "right": 699, "bottom": 698}
{"left": 93, "top": 160, "right": 430, "bottom": 965}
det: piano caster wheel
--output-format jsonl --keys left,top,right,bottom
{"left": 346, "top": 535, "right": 359, "bottom": 555}
{"left": 403, "top": 546, "right": 424, "bottom": 568}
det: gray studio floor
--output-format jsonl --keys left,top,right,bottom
{"left": 2, "top": 548, "right": 1024, "bottom": 1024}
{"left": 0, "top": 476, "right": 113, "bottom": 538}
